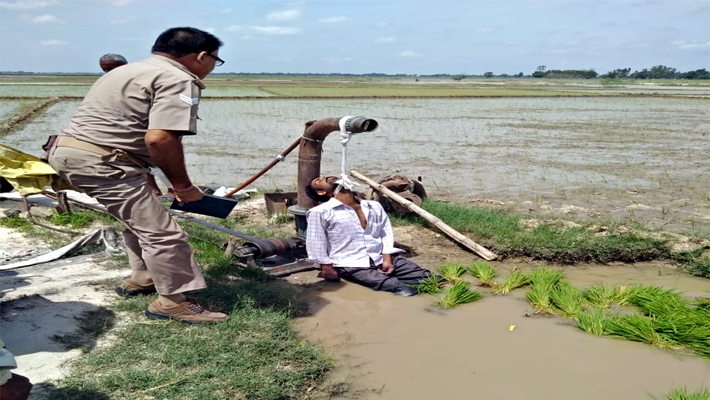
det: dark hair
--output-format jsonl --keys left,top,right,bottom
{"left": 305, "top": 185, "right": 331, "bottom": 203}
{"left": 151, "top": 27, "right": 223, "bottom": 57}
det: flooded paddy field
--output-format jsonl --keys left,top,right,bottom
{"left": 3, "top": 95, "right": 708, "bottom": 232}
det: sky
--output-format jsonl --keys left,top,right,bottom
{"left": 0, "top": 0, "right": 708, "bottom": 75}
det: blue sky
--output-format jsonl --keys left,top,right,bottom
{"left": 0, "top": 0, "right": 708, "bottom": 74}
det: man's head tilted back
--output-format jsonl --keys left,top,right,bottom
{"left": 306, "top": 176, "right": 340, "bottom": 202}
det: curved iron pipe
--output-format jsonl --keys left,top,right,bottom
{"left": 296, "top": 116, "right": 378, "bottom": 210}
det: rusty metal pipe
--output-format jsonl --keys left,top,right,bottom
{"left": 296, "top": 116, "right": 378, "bottom": 210}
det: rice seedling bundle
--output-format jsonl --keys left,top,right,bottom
{"left": 550, "top": 281, "right": 584, "bottom": 319}
{"left": 416, "top": 274, "right": 446, "bottom": 295}
{"left": 604, "top": 314, "right": 674, "bottom": 349}
{"left": 528, "top": 266, "right": 563, "bottom": 291}
{"left": 492, "top": 270, "right": 530, "bottom": 294}
{"left": 527, "top": 286, "right": 556, "bottom": 315}
{"left": 437, "top": 281, "right": 483, "bottom": 309}
{"left": 576, "top": 308, "right": 610, "bottom": 335}
{"left": 583, "top": 284, "right": 628, "bottom": 308}
{"left": 628, "top": 286, "right": 688, "bottom": 317}
{"left": 655, "top": 311, "right": 710, "bottom": 357}
{"left": 437, "top": 261, "right": 468, "bottom": 282}
{"left": 468, "top": 261, "right": 498, "bottom": 287}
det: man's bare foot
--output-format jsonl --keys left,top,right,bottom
{"left": 319, "top": 264, "right": 340, "bottom": 282}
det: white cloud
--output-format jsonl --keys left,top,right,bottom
{"left": 109, "top": 0, "right": 133, "bottom": 6}
{"left": 220, "top": 8, "right": 232, "bottom": 14}
{"left": 0, "top": 0, "right": 55, "bottom": 9}
{"left": 318, "top": 16, "right": 351, "bottom": 24}
{"left": 321, "top": 57, "right": 356, "bottom": 63}
{"left": 267, "top": 9, "right": 302, "bottom": 22}
{"left": 41, "top": 39, "right": 67, "bottom": 46}
{"left": 672, "top": 40, "right": 710, "bottom": 50}
{"left": 30, "top": 14, "right": 62, "bottom": 23}
{"left": 376, "top": 37, "right": 396, "bottom": 43}
{"left": 226, "top": 25, "right": 301, "bottom": 35}
{"left": 375, "top": 22, "right": 387, "bottom": 27}
{"left": 476, "top": 27, "right": 493, "bottom": 34}
{"left": 399, "top": 50, "right": 422, "bottom": 58}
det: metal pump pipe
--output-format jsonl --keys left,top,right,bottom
{"left": 296, "top": 116, "right": 378, "bottom": 210}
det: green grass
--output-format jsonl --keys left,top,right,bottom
{"left": 393, "top": 200, "right": 710, "bottom": 277}
{"left": 0, "top": 214, "right": 33, "bottom": 232}
{"left": 468, "top": 261, "right": 498, "bottom": 287}
{"left": 437, "top": 281, "right": 483, "bottom": 309}
{"left": 658, "top": 386, "right": 710, "bottom": 400}
{"left": 527, "top": 286, "right": 556, "bottom": 315}
{"left": 43, "top": 215, "right": 334, "bottom": 400}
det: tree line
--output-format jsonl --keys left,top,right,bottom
{"left": 526, "top": 65, "right": 709, "bottom": 80}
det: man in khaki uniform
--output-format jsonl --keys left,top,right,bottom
{"left": 48, "top": 27, "right": 228, "bottom": 323}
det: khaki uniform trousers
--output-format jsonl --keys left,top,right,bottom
{"left": 48, "top": 145, "right": 206, "bottom": 295}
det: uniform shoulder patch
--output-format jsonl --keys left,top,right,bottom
{"left": 193, "top": 79, "right": 206, "bottom": 89}
{"left": 179, "top": 94, "right": 199, "bottom": 105}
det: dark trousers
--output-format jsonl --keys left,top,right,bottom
{"left": 337, "top": 255, "right": 432, "bottom": 294}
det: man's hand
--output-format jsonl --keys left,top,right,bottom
{"left": 174, "top": 185, "right": 204, "bottom": 203}
{"left": 380, "top": 255, "right": 395, "bottom": 275}
{"left": 319, "top": 264, "right": 340, "bottom": 282}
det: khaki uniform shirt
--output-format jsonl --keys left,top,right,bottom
{"left": 61, "top": 55, "right": 204, "bottom": 166}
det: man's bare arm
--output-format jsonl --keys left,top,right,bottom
{"left": 145, "top": 129, "right": 202, "bottom": 202}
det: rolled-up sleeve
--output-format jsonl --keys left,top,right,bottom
{"left": 306, "top": 208, "right": 332, "bottom": 265}
{"left": 148, "top": 76, "right": 200, "bottom": 135}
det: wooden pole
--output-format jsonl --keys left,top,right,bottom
{"left": 349, "top": 170, "right": 498, "bottom": 261}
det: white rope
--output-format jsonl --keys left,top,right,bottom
{"left": 334, "top": 116, "right": 362, "bottom": 194}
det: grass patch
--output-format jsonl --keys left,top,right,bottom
{"left": 437, "top": 281, "right": 483, "bottom": 309}
{"left": 45, "top": 216, "right": 334, "bottom": 400}
{"left": 468, "top": 261, "right": 498, "bottom": 287}
{"left": 0, "top": 214, "right": 33, "bottom": 232}
{"left": 659, "top": 386, "right": 710, "bottom": 400}
{"left": 394, "top": 200, "right": 708, "bottom": 277}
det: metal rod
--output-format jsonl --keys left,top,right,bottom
{"left": 222, "top": 136, "right": 303, "bottom": 198}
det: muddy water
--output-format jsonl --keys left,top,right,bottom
{"left": 292, "top": 265, "right": 710, "bottom": 400}
{"left": 3, "top": 97, "right": 709, "bottom": 231}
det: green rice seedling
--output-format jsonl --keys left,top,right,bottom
{"left": 527, "top": 286, "right": 556, "bottom": 315}
{"left": 492, "top": 270, "right": 530, "bottom": 294}
{"left": 655, "top": 311, "right": 710, "bottom": 358}
{"left": 628, "top": 285, "right": 688, "bottom": 317}
{"left": 468, "top": 261, "right": 498, "bottom": 287}
{"left": 576, "top": 308, "right": 610, "bottom": 335}
{"left": 550, "top": 281, "right": 584, "bottom": 319}
{"left": 415, "top": 274, "right": 446, "bottom": 295}
{"left": 437, "top": 261, "right": 467, "bottom": 282}
{"left": 661, "top": 386, "right": 710, "bottom": 400}
{"left": 437, "top": 281, "right": 483, "bottom": 309}
{"left": 604, "top": 314, "right": 673, "bottom": 349}
{"left": 584, "top": 284, "right": 640, "bottom": 308}
{"left": 528, "top": 266, "right": 563, "bottom": 291}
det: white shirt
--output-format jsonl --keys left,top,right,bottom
{"left": 306, "top": 198, "right": 402, "bottom": 268}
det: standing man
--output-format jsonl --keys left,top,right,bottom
{"left": 98, "top": 53, "right": 128, "bottom": 73}
{"left": 305, "top": 176, "right": 433, "bottom": 296}
{"left": 48, "top": 27, "right": 228, "bottom": 323}
{"left": 98, "top": 53, "right": 165, "bottom": 196}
